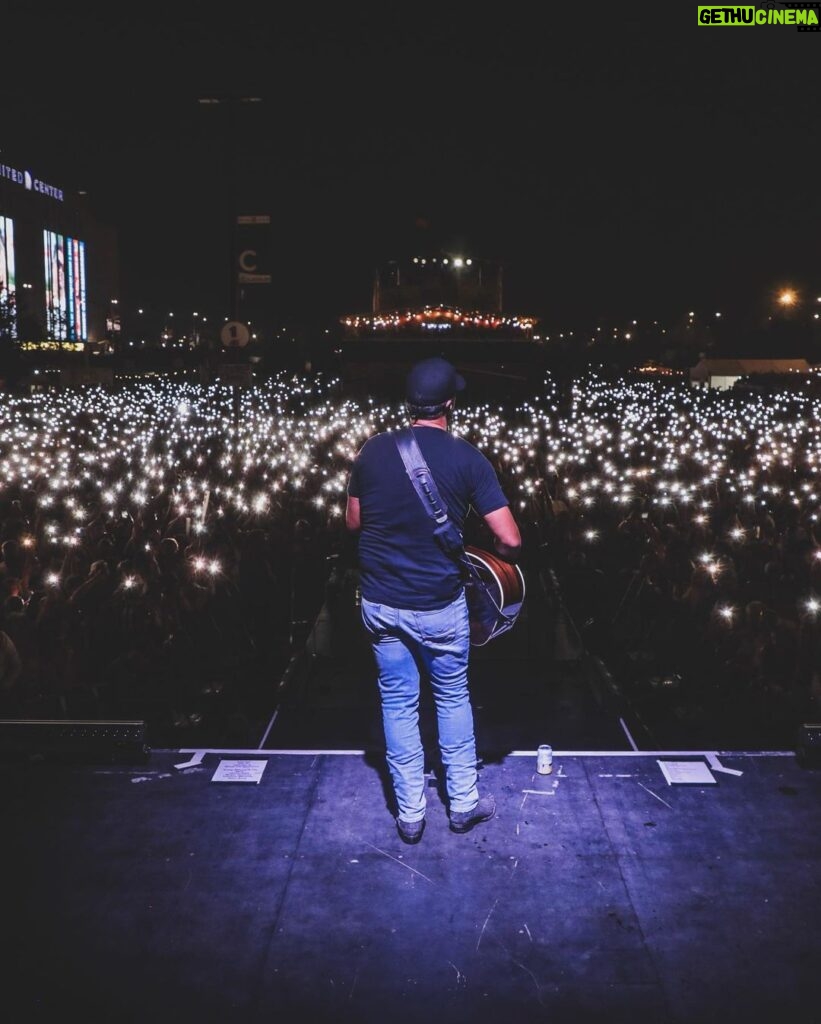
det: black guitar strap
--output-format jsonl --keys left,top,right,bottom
{"left": 394, "top": 427, "right": 521, "bottom": 645}
{"left": 394, "top": 427, "right": 482, "bottom": 583}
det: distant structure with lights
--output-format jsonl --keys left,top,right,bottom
{"left": 689, "top": 357, "right": 810, "bottom": 391}
{"left": 0, "top": 148, "right": 119, "bottom": 356}
{"left": 340, "top": 252, "right": 538, "bottom": 342}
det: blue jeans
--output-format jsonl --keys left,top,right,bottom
{"left": 361, "top": 593, "right": 478, "bottom": 822}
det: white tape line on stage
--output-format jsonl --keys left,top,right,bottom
{"left": 171, "top": 747, "right": 794, "bottom": 758}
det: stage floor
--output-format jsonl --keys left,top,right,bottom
{"left": 6, "top": 745, "right": 821, "bottom": 1024}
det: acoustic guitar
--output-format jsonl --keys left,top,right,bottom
{"left": 463, "top": 545, "right": 526, "bottom": 646}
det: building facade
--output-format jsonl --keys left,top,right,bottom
{"left": 0, "top": 151, "right": 118, "bottom": 351}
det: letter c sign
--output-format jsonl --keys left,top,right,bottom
{"left": 239, "top": 250, "right": 258, "bottom": 272}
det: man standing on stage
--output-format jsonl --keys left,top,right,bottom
{"left": 345, "top": 357, "right": 521, "bottom": 843}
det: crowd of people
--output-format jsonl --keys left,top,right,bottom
{"left": 0, "top": 372, "right": 351, "bottom": 744}
{"left": 0, "top": 367, "right": 819, "bottom": 747}
{"left": 514, "top": 372, "right": 821, "bottom": 743}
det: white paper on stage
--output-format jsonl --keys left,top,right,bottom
{"left": 211, "top": 759, "right": 267, "bottom": 784}
{"left": 657, "top": 760, "right": 716, "bottom": 785}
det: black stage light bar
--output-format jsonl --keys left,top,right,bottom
{"left": 0, "top": 720, "right": 151, "bottom": 764}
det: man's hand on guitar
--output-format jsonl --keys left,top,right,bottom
{"left": 483, "top": 506, "right": 522, "bottom": 563}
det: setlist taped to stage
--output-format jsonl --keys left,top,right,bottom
{"left": 657, "top": 760, "right": 717, "bottom": 785}
{"left": 211, "top": 760, "right": 268, "bottom": 784}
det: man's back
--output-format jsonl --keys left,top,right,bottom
{"left": 347, "top": 426, "right": 508, "bottom": 610}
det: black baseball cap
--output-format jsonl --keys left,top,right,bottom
{"left": 405, "top": 357, "right": 466, "bottom": 405}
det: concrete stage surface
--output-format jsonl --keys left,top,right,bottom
{"left": 5, "top": 744, "right": 821, "bottom": 1024}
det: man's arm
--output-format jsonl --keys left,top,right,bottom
{"left": 482, "top": 505, "right": 521, "bottom": 563}
{"left": 345, "top": 495, "right": 361, "bottom": 533}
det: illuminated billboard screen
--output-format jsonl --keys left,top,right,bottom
{"left": 0, "top": 216, "right": 17, "bottom": 338}
{"left": 44, "top": 229, "right": 87, "bottom": 341}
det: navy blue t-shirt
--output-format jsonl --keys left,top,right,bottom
{"left": 347, "top": 426, "right": 509, "bottom": 610}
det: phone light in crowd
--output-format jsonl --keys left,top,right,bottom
{"left": 718, "top": 605, "right": 735, "bottom": 624}
{"left": 46, "top": 572, "right": 60, "bottom": 587}
{"left": 806, "top": 597, "right": 821, "bottom": 617}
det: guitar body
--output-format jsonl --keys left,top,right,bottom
{"left": 463, "top": 546, "right": 526, "bottom": 646}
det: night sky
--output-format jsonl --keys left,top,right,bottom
{"left": 3, "top": 9, "right": 818, "bottom": 333}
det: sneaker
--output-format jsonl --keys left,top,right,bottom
{"left": 449, "top": 794, "right": 496, "bottom": 834}
{"left": 397, "top": 817, "right": 425, "bottom": 844}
